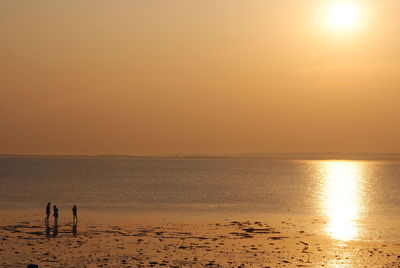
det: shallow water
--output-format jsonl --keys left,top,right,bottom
{"left": 1, "top": 156, "right": 400, "bottom": 240}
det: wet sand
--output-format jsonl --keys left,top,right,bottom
{"left": 1, "top": 212, "right": 400, "bottom": 267}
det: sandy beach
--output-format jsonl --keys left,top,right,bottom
{"left": 1, "top": 211, "right": 400, "bottom": 268}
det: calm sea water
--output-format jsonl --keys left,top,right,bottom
{"left": 1, "top": 156, "right": 399, "bottom": 217}
{"left": 2, "top": 156, "right": 400, "bottom": 240}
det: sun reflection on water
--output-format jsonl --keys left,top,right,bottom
{"left": 321, "top": 161, "right": 363, "bottom": 241}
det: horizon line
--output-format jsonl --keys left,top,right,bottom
{"left": 1, "top": 152, "right": 400, "bottom": 160}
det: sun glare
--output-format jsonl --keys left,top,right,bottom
{"left": 326, "top": 2, "right": 361, "bottom": 31}
{"left": 321, "top": 161, "right": 363, "bottom": 241}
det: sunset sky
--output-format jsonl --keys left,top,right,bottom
{"left": 1, "top": 0, "right": 399, "bottom": 155}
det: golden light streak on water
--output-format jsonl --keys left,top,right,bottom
{"left": 321, "top": 161, "right": 363, "bottom": 241}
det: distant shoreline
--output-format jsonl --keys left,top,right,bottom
{"left": 1, "top": 153, "right": 400, "bottom": 160}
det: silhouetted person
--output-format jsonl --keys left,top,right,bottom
{"left": 72, "top": 205, "right": 78, "bottom": 226}
{"left": 45, "top": 203, "right": 51, "bottom": 238}
{"left": 53, "top": 205, "right": 59, "bottom": 227}
{"left": 45, "top": 202, "right": 51, "bottom": 224}
{"left": 53, "top": 205, "right": 59, "bottom": 238}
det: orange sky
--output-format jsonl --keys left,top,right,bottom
{"left": 1, "top": 0, "right": 399, "bottom": 155}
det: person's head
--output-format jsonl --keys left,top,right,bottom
{"left": 53, "top": 205, "right": 56, "bottom": 209}
{"left": 73, "top": 205, "right": 76, "bottom": 208}
{"left": 47, "top": 202, "right": 50, "bottom": 206}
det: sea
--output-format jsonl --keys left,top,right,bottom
{"left": 1, "top": 156, "right": 400, "bottom": 240}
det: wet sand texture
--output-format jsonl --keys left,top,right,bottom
{"left": 2, "top": 218, "right": 400, "bottom": 267}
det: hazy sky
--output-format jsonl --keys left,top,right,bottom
{"left": 1, "top": 0, "right": 399, "bottom": 155}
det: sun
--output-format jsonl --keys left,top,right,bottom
{"left": 326, "top": 2, "right": 361, "bottom": 31}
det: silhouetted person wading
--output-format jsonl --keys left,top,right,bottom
{"left": 53, "top": 205, "right": 59, "bottom": 227}
{"left": 45, "top": 202, "right": 51, "bottom": 224}
{"left": 72, "top": 205, "right": 78, "bottom": 226}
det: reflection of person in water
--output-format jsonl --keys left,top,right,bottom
{"left": 45, "top": 202, "right": 51, "bottom": 224}
{"left": 45, "top": 221, "right": 51, "bottom": 238}
{"left": 72, "top": 205, "right": 78, "bottom": 226}
{"left": 53, "top": 223, "right": 58, "bottom": 238}
{"left": 72, "top": 223, "right": 77, "bottom": 237}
